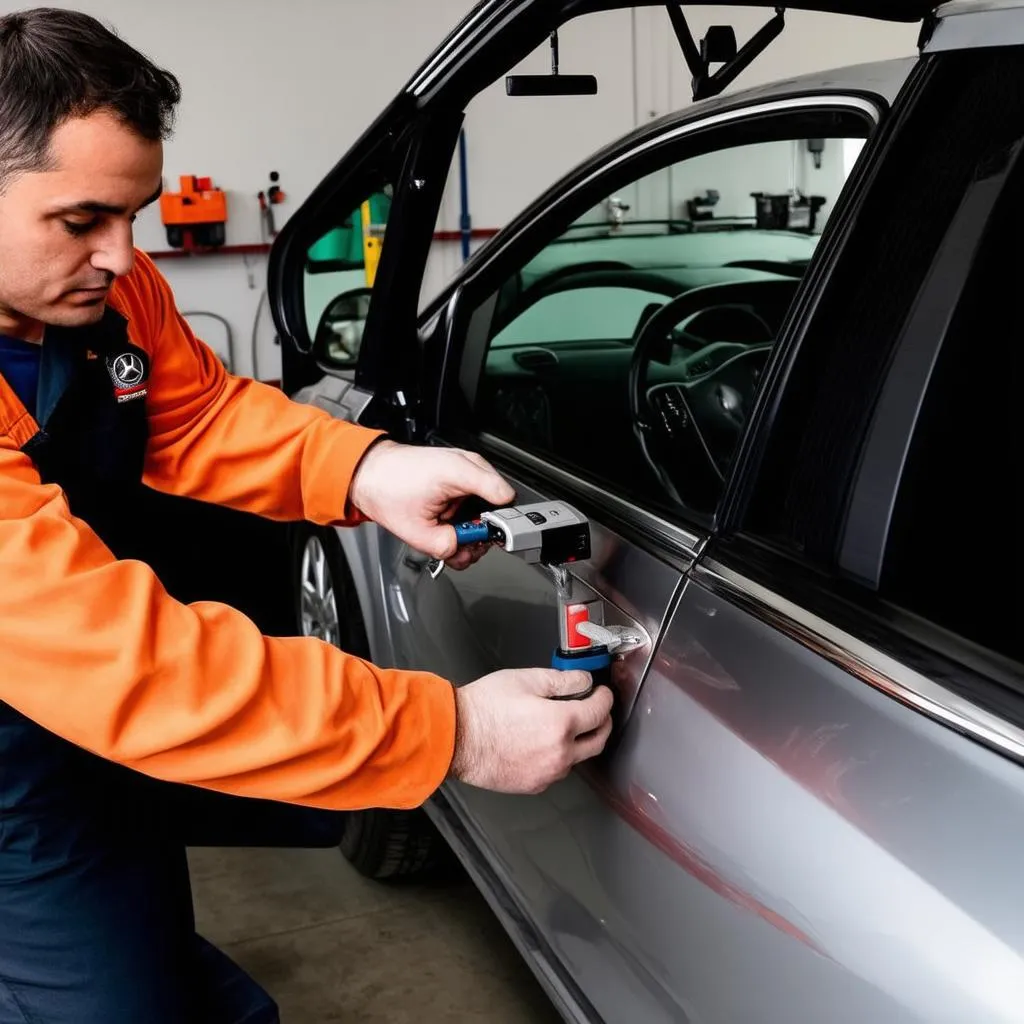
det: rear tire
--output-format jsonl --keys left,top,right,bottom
{"left": 291, "top": 524, "right": 447, "bottom": 881}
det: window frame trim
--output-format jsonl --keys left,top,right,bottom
{"left": 450, "top": 94, "right": 881, "bottom": 296}
{"left": 695, "top": 558, "right": 1024, "bottom": 768}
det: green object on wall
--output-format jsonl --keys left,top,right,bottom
{"left": 306, "top": 191, "right": 392, "bottom": 272}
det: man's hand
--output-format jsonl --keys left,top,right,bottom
{"left": 450, "top": 669, "right": 615, "bottom": 794}
{"left": 350, "top": 441, "right": 514, "bottom": 570}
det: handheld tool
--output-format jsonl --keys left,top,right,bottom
{"left": 432, "top": 501, "right": 645, "bottom": 699}
{"left": 451, "top": 500, "right": 591, "bottom": 565}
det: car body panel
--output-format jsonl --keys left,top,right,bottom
{"left": 270, "top": 1, "right": 1024, "bottom": 1019}
{"left": 284, "top": 67, "right": 910, "bottom": 1023}
{"left": 351, "top": 73, "right": 905, "bottom": 1018}
{"left": 926, "top": 0, "right": 1024, "bottom": 48}
{"left": 584, "top": 574, "right": 1024, "bottom": 1023}
{"left": 378, "top": 465, "right": 684, "bottom": 693}
{"left": 378, "top": 461, "right": 691, "bottom": 1022}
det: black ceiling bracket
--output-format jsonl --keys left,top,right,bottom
{"left": 666, "top": 4, "right": 786, "bottom": 102}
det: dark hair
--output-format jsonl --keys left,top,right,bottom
{"left": 0, "top": 8, "right": 180, "bottom": 189}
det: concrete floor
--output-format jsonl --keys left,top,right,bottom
{"left": 189, "top": 846, "right": 561, "bottom": 1023}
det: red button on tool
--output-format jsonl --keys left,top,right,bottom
{"left": 564, "top": 603, "right": 592, "bottom": 650}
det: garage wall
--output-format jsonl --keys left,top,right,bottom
{"left": 17, "top": 0, "right": 481, "bottom": 379}
{"left": 14, "top": 2, "right": 918, "bottom": 380}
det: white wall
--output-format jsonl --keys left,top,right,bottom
{"left": 424, "top": 8, "right": 639, "bottom": 301}
{"left": 21, "top": 0, "right": 479, "bottom": 379}
{"left": 20, "top": 1, "right": 918, "bottom": 380}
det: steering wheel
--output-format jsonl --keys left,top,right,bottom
{"left": 628, "top": 279, "right": 796, "bottom": 509}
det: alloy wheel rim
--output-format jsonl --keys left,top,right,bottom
{"left": 299, "top": 536, "right": 341, "bottom": 646}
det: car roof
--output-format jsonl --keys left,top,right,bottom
{"left": 938, "top": 0, "right": 1024, "bottom": 13}
{"left": 675, "top": 55, "right": 917, "bottom": 110}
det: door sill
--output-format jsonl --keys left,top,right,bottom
{"left": 424, "top": 789, "right": 604, "bottom": 1024}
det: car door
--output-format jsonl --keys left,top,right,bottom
{"left": 586, "top": 40, "right": 1024, "bottom": 1024}
{"left": 379, "top": 91, "right": 895, "bottom": 1021}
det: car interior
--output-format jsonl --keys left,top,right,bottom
{"left": 475, "top": 223, "right": 815, "bottom": 517}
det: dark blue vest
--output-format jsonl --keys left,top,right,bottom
{"left": 13, "top": 306, "right": 292, "bottom": 628}
{"left": 21, "top": 308, "right": 152, "bottom": 561}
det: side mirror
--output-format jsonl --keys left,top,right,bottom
{"left": 313, "top": 288, "right": 373, "bottom": 367}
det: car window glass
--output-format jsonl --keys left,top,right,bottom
{"left": 303, "top": 187, "right": 392, "bottom": 367}
{"left": 469, "top": 132, "right": 865, "bottom": 527}
{"left": 490, "top": 286, "right": 672, "bottom": 347}
{"left": 876, "top": 169, "right": 1021, "bottom": 664}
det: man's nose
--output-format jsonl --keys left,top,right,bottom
{"left": 90, "top": 221, "right": 135, "bottom": 279}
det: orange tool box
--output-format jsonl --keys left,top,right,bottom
{"left": 160, "top": 175, "right": 228, "bottom": 248}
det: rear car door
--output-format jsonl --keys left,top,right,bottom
{"left": 631, "top": 40, "right": 1024, "bottom": 1022}
{"left": 380, "top": 89, "right": 896, "bottom": 1021}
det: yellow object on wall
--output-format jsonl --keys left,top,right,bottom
{"left": 361, "top": 200, "right": 385, "bottom": 287}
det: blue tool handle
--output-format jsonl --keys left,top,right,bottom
{"left": 550, "top": 646, "right": 611, "bottom": 701}
{"left": 453, "top": 520, "right": 492, "bottom": 546}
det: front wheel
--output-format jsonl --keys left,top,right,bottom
{"left": 295, "top": 528, "right": 347, "bottom": 648}
{"left": 291, "top": 524, "right": 447, "bottom": 880}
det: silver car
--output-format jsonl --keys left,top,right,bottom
{"left": 268, "top": 2, "right": 1024, "bottom": 1020}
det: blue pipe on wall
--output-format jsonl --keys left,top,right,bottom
{"left": 458, "top": 129, "right": 471, "bottom": 263}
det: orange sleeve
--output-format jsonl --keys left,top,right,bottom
{"left": 0, "top": 433, "right": 456, "bottom": 810}
{"left": 116, "top": 250, "right": 383, "bottom": 525}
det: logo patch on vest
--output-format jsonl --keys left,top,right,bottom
{"left": 105, "top": 350, "right": 149, "bottom": 403}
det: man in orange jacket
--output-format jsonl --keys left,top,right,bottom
{"left": 0, "top": 9, "right": 614, "bottom": 1023}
